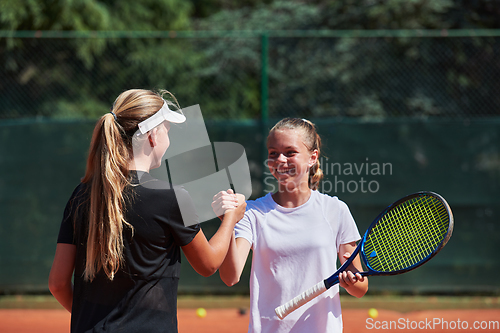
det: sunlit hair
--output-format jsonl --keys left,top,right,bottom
{"left": 268, "top": 117, "right": 323, "bottom": 190}
{"left": 81, "top": 88, "right": 179, "bottom": 281}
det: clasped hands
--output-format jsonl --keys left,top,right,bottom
{"left": 212, "top": 189, "right": 246, "bottom": 221}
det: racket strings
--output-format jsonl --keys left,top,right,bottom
{"left": 368, "top": 204, "right": 427, "bottom": 271}
{"left": 380, "top": 197, "right": 448, "bottom": 270}
{"left": 378, "top": 196, "right": 448, "bottom": 270}
{"left": 364, "top": 195, "right": 450, "bottom": 273}
{"left": 372, "top": 206, "right": 421, "bottom": 271}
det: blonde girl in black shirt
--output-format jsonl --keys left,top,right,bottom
{"left": 49, "top": 89, "right": 245, "bottom": 333}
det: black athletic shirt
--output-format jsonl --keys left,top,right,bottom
{"left": 57, "top": 171, "right": 201, "bottom": 333}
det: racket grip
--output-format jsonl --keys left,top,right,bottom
{"left": 274, "top": 281, "right": 327, "bottom": 320}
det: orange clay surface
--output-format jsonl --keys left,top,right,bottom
{"left": 1, "top": 308, "right": 499, "bottom": 333}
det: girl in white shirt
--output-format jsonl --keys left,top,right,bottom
{"left": 214, "top": 117, "right": 368, "bottom": 333}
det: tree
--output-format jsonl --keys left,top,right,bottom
{"left": 0, "top": 0, "right": 193, "bottom": 119}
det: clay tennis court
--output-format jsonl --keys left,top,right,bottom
{"left": 1, "top": 296, "right": 499, "bottom": 333}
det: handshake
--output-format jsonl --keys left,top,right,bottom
{"left": 212, "top": 189, "right": 247, "bottom": 222}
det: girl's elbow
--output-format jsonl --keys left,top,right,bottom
{"left": 196, "top": 264, "right": 219, "bottom": 277}
{"left": 48, "top": 278, "right": 69, "bottom": 295}
{"left": 186, "top": 254, "right": 220, "bottom": 277}
{"left": 224, "top": 278, "right": 240, "bottom": 287}
{"left": 200, "top": 269, "right": 216, "bottom": 278}
{"left": 220, "top": 274, "right": 240, "bottom": 287}
{"left": 48, "top": 282, "right": 56, "bottom": 295}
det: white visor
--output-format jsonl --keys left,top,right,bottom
{"left": 137, "top": 101, "right": 186, "bottom": 135}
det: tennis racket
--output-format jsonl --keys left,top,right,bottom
{"left": 275, "top": 191, "right": 453, "bottom": 320}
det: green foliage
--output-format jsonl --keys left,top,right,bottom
{"left": 190, "top": 0, "right": 274, "bottom": 18}
{"left": 192, "top": 1, "right": 323, "bottom": 118}
{"left": 0, "top": 0, "right": 194, "bottom": 119}
{"left": 191, "top": 0, "right": 499, "bottom": 119}
{"left": 0, "top": 0, "right": 109, "bottom": 30}
{"left": 0, "top": 0, "right": 46, "bottom": 30}
{"left": 1, "top": 0, "right": 499, "bottom": 119}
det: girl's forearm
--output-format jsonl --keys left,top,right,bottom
{"left": 50, "top": 282, "right": 73, "bottom": 312}
{"left": 218, "top": 233, "right": 241, "bottom": 286}
{"left": 219, "top": 233, "right": 252, "bottom": 287}
{"left": 198, "top": 210, "right": 240, "bottom": 276}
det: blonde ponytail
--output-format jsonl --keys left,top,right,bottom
{"left": 82, "top": 113, "right": 131, "bottom": 281}
{"left": 309, "top": 157, "right": 323, "bottom": 191}
{"left": 81, "top": 89, "right": 172, "bottom": 281}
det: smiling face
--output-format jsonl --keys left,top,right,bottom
{"left": 267, "top": 128, "right": 318, "bottom": 191}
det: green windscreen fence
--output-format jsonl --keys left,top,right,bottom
{"left": 0, "top": 119, "right": 498, "bottom": 294}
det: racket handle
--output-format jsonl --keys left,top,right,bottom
{"left": 274, "top": 281, "right": 327, "bottom": 320}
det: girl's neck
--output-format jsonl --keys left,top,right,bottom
{"left": 129, "top": 159, "right": 150, "bottom": 173}
{"left": 272, "top": 184, "right": 312, "bottom": 208}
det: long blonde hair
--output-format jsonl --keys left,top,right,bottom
{"left": 268, "top": 118, "right": 324, "bottom": 190}
{"left": 81, "top": 89, "right": 179, "bottom": 281}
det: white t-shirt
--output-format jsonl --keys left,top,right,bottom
{"left": 235, "top": 190, "right": 361, "bottom": 333}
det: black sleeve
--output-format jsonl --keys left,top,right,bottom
{"left": 57, "top": 184, "right": 86, "bottom": 244}
{"left": 168, "top": 186, "right": 201, "bottom": 247}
